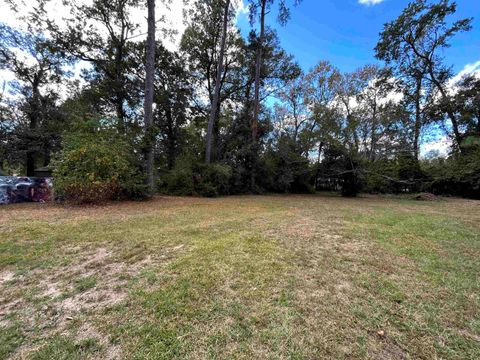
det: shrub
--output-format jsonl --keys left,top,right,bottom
{"left": 53, "top": 125, "right": 147, "bottom": 203}
{"left": 262, "top": 137, "right": 314, "bottom": 194}
{"left": 340, "top": 158, "right": 364, "bottom": 198}
{"left": 194, "top": 163, "right": 232, "bottom": 197}
{"left": 161, "top": 161, "right": 232, "bottom": 197}
{"left": 162, "top": 167, "right": 195, "bottom": 196}
{"left": 423, "top": 148, "right": 480, "bottom": 199}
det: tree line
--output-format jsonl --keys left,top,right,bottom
{"left": 0, "top": 0, "right": 479, "bottom": 202}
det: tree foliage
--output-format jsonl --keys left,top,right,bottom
{"left": 0, "top": 0, "right": 478, "bottom": 201}
{"left": 53, "top": 121, "right": 146, "bottom": 203}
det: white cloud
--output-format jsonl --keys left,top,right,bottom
{"left": 234, "top": 0, "right": 249, "bottom": 16}
{"left": 454, "top": 60, "right": 480, "bottom": 79}
{"left": 447, "top": 60, "right": 480, "bottom": 93}
{"left": 358, "top": 0, "right": 385, "bottom": 6}
{"left": 420, "top": 136, "right": 451, "bottom": 158}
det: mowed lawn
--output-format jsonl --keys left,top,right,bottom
{"left": 0, "top": 195, "right": 479, "bottom": 359}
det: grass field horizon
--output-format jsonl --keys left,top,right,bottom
{"left": 1, "top": 194, "right": 479, "bottom": 359}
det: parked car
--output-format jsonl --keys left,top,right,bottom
{"left": 0, "top": 177, "right": 53, "bottom": 205}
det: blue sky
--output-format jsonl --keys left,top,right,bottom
{"left": 236, "top": 0, "right": 480, "bottom": 74}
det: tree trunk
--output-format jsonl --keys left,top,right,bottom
{"left": 43, "top": 147, "right": 51, "bottom": 167}
{"left": 26, "top": 152, "right": 35, "bottom": 177}
{"left": 477, "top": 110, "right": 480, "bottom": 135}
{"left": 114, "top": 41, "right": 126, "bottom": 133}
{"left": 413, "top": 77, "right": 422, "bottom": 160}
{"left": 314, "top": 141, "right": 323, "bottom": 190}
{"left": 115, "top": 96, "right": 125, "bottom": 133}
{"left": 205, "top": 0, "right": 230, "bottom": 164}
{"left": 165, "top": 102, "right": 176, "bottom": 170}
{"left": 249, "top": 0, "right": 267, "bottom": 191}
{"left": 26, "top": 77, "right": 40, "bottom": 176}
{"left": 213, "top": 100, "right": 221, "bottom": 162}
{"left": 370, "top": 101, "right": 378, "bottom": 161}
{"left": 144, "top": 0, "right": 156, "bottom": 194}
{"left": 252, "top": 0, "right": 266, "bottom": 142}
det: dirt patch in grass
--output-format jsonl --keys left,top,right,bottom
{"left": 0, "top": 243, "right": 171, "bottom": 359}
{"left": 0, "top": 270, "right": 15, "bottom": 285}
{"left": 0, "top": 196, "right": 206, "bottom": 226}
{"left": 457, "top": 329, "right": 480, "bottom": 343}
{"left": 414, "top": 192, "right": 441, "bottom": 201}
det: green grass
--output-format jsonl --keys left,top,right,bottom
{"left": 29, "top": 336, "right": 101, "bottom": 360}
{"left": 0, "top": 194, "right": 479, "bottom": 359}
{"left": 0, "top": 323, "right": 24, "bottom": 359}
{"left": 349, "top": 209, "right": 480, "bottom": 358}
{"left": 74, "top": 276, "right": 97, "bottom": 293}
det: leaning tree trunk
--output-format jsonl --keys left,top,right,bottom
{"left": 144, "top": 0, "right": 156, "bottom": 194}
{"left": 428, "top": 68, "right": 462, "bottom": 150}
{"left": 205, "top": 0, "right": 230, "bottom": 164}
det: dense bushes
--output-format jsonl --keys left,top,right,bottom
{"left": 336, "top": 150, "right": 480, "bottom": 199}
{"left": 263, "top": 138, "right": 315, "bottom": 193}
{"left": 422, "top": 148, "right": 480, "bottom": 199}
{"left": 53, "top": 124, "right": 147, "bottom": 203}
{"left": 157, "top": 145, "right": 479, "bottom": 200}
{"left": 362, "top": 155, "right": 424, "bottom": 194}
{"left": 160, "top": 160, "right": 232, "bottom": 197}
{"left": 54, "top": 122, "right": 476, "bottom": 202}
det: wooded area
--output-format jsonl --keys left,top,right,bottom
{"left": 0, "top": 0, "right": 479, "bottom": 203}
